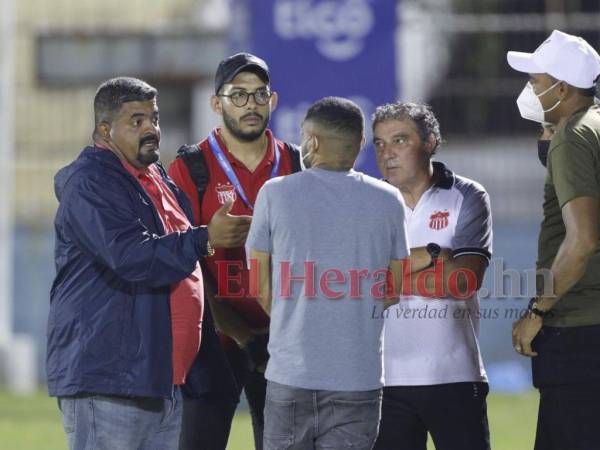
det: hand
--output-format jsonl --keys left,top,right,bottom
{"left": 207, "top": 199, "right": 252, "bottom": 248}
{"left": 251, "top": 326, "right": 270, "bottom": 335}
{"left": 383, "top": 295, "right": 399, "bottom": 310}
{"left": 241, "top": 335, "right": 269, "bottom": 373}
{"left": 439, "top": 248, "right": 452, "bottom": 262}
{"left": 512, "top": 313, "right": 543, "bottom": 357}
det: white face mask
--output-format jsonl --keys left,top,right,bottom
{"left": 300, "top": 134, "right": 315, "bottom": 168}
{"left": 301, "top": 148, "right": 312, "bottom": 168}
{"left": 516, "top": 81, "right": 562, "bottom": 123}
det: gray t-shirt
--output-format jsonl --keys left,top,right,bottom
{"left": 246, "top": 168, "right": 409, "bottom": 391}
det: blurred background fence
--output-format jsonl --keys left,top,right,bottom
{"left": 0, "top": 0, "right": 599, "bottom": 393}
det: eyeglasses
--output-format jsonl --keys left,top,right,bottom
{"left": 219, "top": 89, "right": 272, "bottom": 107}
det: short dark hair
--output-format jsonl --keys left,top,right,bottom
{"left": 548, "top": 74, "right": 598, "bottom": 98}
{"left": 579, "top": 74, "right": 600, "bottom": 97}
{"left": 94, "top": 77, "right": 157, "bottom": 126}
{"left": 578, "top": 86, "right": 596, "bottom": 97}
{"left": 304, "top": 97, "right": 364, "bottom": 140}
{"left": 372, "top": 102, "right": 442, "bottom": 154}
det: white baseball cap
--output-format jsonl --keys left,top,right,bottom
{"left": 507, "top": 29, "right": 600, "bottom": 89}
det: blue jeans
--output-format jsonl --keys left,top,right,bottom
{"left": 264, "top": 380, "right": 382, "bottom": 450}
{"left": 57, "top": 387, "right": 182, "bottom": 450}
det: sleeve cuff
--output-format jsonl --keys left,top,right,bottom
{"left": 194, "top": 226, "right": 210, "bottom": 258}
{"left": 452, "top": 247, "right": 491, "bottom": 263}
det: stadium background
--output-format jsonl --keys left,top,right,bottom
{"left": 0, "top": 0, "right": 598, "bottom": 448}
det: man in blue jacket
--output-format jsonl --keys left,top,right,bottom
{"left": 47, "top": 77, "right": 250, "bottom": 450}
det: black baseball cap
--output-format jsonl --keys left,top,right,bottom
{"left": 214, "top": 53, "right": 270, "bottom": 94}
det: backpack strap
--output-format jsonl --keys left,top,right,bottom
{"left": 284, "top": 142, "right": 303, "bottom": 173}
{"left": 176, "top": 140, "right": 301, "bottom": 215}
{"left": 176, "top": 144, "right": 209, "bottom": 215}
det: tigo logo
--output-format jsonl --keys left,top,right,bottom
{"left": 274, "top": 0, "right": 375, "bottom": 61}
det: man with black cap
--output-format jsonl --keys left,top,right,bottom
{"left": 508, "top": 30, "right": 600, "bottom": 449}
{"left": 169, "top": 53, "right": 302, "bottom": 450}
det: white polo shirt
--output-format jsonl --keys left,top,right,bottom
{"left": 383, "top": 162, "right": 492, "bottom": 386}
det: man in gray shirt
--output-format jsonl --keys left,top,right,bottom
{"left": 246, "top": 97, "right": 434, "bottom": 450}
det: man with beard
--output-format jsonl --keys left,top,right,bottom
{"left": 246, "top": 97, "right": 424, "bottom": 450}
{"left": 47, "top": 77, "right": 250, "bottom": 450}
{"left": 168, "top": 53, "right": 302, "bottom": 450}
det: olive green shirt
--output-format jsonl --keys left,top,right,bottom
{"left": 537, "top": 104, "right": 600, "bottom": 327}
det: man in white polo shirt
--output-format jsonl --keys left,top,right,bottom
{"left": 372, "top": 102, "right": 493, "bottom": 450}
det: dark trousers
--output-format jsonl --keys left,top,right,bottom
{"left": 374, "top": 382, "right": 490, "bottom": 450}
{"left": 180, "top": 348, "right": 267, "bottom": 450}
{"left": 532, "top": 325, "right": 600, "bottom": 450}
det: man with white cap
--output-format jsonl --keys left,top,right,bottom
{"left": 507, "top": 30, "right": 600, "bottom": 450}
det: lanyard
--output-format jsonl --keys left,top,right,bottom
{"left": 207, "top": 129, "right": 280, "bottom": 210}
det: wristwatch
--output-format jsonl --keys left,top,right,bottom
{"left": 426, "top": 242, "right": 441, "bottom": 266}
{"left": 206, "top": 239, "right": 215, "bottom": 257}
{"left": 528, "top": 297, "right": 551, "bottom": 319}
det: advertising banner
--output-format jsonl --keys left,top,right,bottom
{"left": 249, "top": 0, "right": 398, "bottom": 176}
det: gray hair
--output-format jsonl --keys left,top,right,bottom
{"left": 372, "top": 102, "right": 442, "bottom": 154}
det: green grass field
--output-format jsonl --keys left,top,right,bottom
{"left": 0, "top": 390, "right": 538, "bottom": 450}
